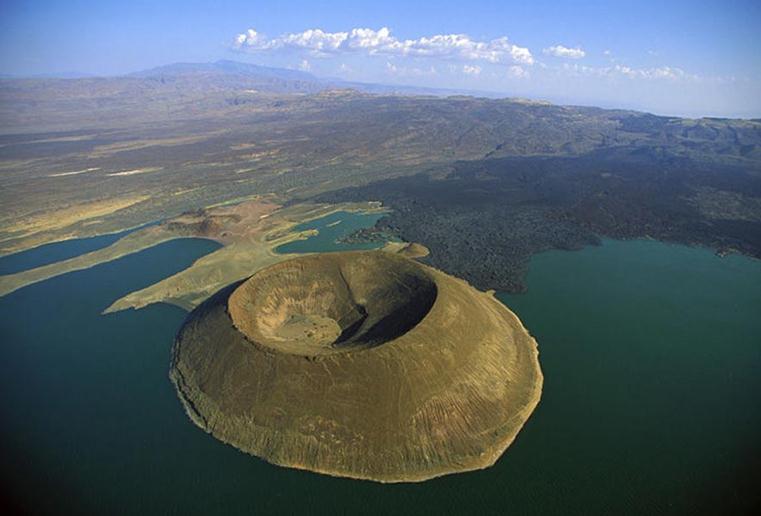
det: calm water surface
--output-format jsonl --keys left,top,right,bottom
{"left": 1, "top": 212, "right": 759, "bottom": 514}
{"left": 0, "top": 223, "right": 156, "bottom": 275}
{"left": 274, "top": 210, "right": 387, "bottom": 254}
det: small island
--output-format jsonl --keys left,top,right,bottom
{"left": 170, "top": 250, "right": 542, "bottom": 482}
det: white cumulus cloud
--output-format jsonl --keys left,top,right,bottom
{"left": 234, "top": 26, "right": 534, "bottom": 65}
{"left": 463, "top": 64, "right": 482, "bottom": 75}
{"left": 543, "top": 45, "right": 586, "bottom": 59}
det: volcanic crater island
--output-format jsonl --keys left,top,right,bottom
{"left": 171, "top": 250, "right": 543, "bottom": 482}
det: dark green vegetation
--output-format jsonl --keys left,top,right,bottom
{"left": 318, "top": 148, "right": 761, "bottom": 292}
{"left": 1, "top": 235, "right": 759, "bottom": 513}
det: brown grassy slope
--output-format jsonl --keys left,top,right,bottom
{"left": 171, "top": 251, "right": 542, "bottom": 482}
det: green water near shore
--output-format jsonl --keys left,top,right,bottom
{"left": 1, "top": 211, "right": 759, "bottom": 514}
{"left": 274, "top": 210, "right": 387, "bottom": 254}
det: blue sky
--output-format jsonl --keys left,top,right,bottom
{"left": 1, "top": 0, "right": 760, "bottom": 117}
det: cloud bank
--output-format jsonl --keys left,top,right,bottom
{"left": 234, "top": 27, "right": 534, "bottom": 65}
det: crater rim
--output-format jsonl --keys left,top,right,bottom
{"left": 227, "top": 251, "right": 438, "bottom": 356}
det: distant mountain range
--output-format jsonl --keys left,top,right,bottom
{"left": 6, "top": 60, "right": 761, "bottom": 120}
{"left": 131, "top": 60, "right": 318, "bottom": 82}
{"left": 2, "top": 59, "right": 515, "bottom": 99}
{"left": 128, "top": 60, "right": 327, "bottom": 94}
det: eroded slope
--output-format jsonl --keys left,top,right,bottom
{"left": 171, "top": 251, "right": 542, "bottom": 482}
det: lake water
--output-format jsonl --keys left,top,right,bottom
{"left": 0, "top": 222, "right": 158, "bottom": 275}
{"left": 274, "top": 210, "right": 387, "bottom": 254}
{"left": 0, "top": 230, "right": 132, "bottom": 275}
{"left": 1, "top": 212, "right": 759, "bottom": 514}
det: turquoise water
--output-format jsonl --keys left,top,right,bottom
{"left": 1, "top": 218, "right": 760, "bottom": 514}
{"left": 274, "top": 210, "right": 388, "bottom": 254}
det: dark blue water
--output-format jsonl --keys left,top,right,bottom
{"left": 1, "top": 231, "right": 760, "bottom": 514}
{"left": 0, "top": 223, "right": 155, "bottom": 275}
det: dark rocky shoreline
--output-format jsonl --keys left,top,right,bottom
{"left": 316, "top": 148, "right": 761, "bottom": 293}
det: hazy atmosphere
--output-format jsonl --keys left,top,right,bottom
{"left": 1, "top": 0, "right": 760, "bottom": 117}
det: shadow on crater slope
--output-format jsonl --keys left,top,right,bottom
{"left": 228, "top": 253, "right": 438, "bottom": 355}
